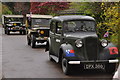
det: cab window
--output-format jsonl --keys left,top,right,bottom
{"left": 56, "top": 22, "right": 62, "bottom": 34}
{"left": 50, "top": 21, "right": 56, "bottom": 33}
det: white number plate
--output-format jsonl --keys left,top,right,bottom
{"left": 15, "top": 26, "right": 19, "bottom": 27}
{"left": 84, "top": 64, "right": 105, "bottom": 69}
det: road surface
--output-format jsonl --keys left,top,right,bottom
{"left": 1, "top": 27, "right": 119, "bottom": 80}
{"left": 0, "top": 25, "right": 2, "bottom": 79}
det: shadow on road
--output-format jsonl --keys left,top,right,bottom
{"left": 34, "top": 45, "right": 46, "bottom": 49}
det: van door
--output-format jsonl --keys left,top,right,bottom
{"left": 54, "top": 22, "right": 63, "bottom": 56}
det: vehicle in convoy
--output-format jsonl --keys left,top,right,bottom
{"left": 26, "top": 14, "right": 53, "bottom": 48}
{"left": 45, "top": 15, "right": 120, "bottom": 75}
{"left": 2, "top": 15, "right": 26, "bottom": 35}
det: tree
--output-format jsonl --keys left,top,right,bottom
{"left": 0, "top": 2, "right": 2, "bottom": 16}
{"left": 70, "top": 2, "right": 119, "bottom": 46}
{"left": 2, "top": 2, "right": 14, "bottom": 13}
{"left": 2, "top": 2, "right": 30, "bottom": 15}
{"left": 30, "top": 2, "right": 70, "bottom": 15}
{"left": 99, "top": 2, "right": 119, "bottom": 46}
{"left": 14, "top": 2, "right": 30, "bottom": 15}
{"left": 2, "top": 4, "right": 12, "bottom": 14}
{"left": 70, "top": 2, "right": 104, "bottom": 22}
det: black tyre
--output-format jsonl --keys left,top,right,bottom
{"left": 105, "top": 63, "right": 116, "bottom": 74}
{"left": 27, "top": 37, "right": 31, "bottom": 45}
{"left": 62, "top": 55, "right": 71, "bottom": 75}
{"left": 7, "top": 30, "right": 10, "bottom": 35}
{"left": 26, "top": 31, "right": 28, "bottom": 34}
{"left": 20, "top": 31, "right": 22, "bottom": 35}
{"left": 23, "top": 31, "right": 26, "bottom": 35}
{"left": 5, "top": 29, "right": 7, "bottom": 34}
{"left": 31, "top": 35, "right": 36, "bottom": 48}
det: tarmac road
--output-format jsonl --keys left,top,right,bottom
{"left": 0, "top": 25, "right": 2, "bottom": 79}
{"left": 1, "top": 27, "right": 118, "bottom": 80}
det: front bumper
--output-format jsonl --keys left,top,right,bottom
{"left": 9, "top": 29, "right": 26, "bottom": 31}
{"left": 68, "top": 59, "right": 119, "bottom": 64}
{"left": 8, "top": 27, "right": 26, "bottom": 31}
{"left": 36, "top": 37, "right": 48, "bottom": 41}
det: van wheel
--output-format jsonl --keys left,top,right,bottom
{"left": 5, "top": 30, "right": 7, "bottom": 34}
{"left": 105, "top": 63, "right": 116, "bottom": 74}
{"left": 62, "top": 55, "right": 71, "bottom": 75}
{"left": 20, "top": 31, "right": 22, "bottom": 35}
{"left": 23, "top": 31, "right": 26, "bottom": 35}
{"left": 31, "top": 35, "right": 36, "bottom": 48}
{"left": 27, "top": 37, "right": 31, "bottom": 45}
{"left": 7, "top": 30, "right": 10, "bottom": 35}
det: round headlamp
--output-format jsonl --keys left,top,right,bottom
{"left": 75, "top": 39, "right": 83, "bottom": 48}
{"left": 101, "top": 39, "right": 108, "bottom": 47}
{"left": 37, "top": 30, "right": 44, "bottom": 34}
{"left": 37, "top": 30, "right": 40, "bottom": 33}
{"left": 7, "top": 24, "right": 13, "bottom": 26}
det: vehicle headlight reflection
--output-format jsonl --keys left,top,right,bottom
{"left": 75, "top": 39, "right": 83, "bottom": 48}
{"left": 101, "top": 39, "right": 108, "bottom": 47}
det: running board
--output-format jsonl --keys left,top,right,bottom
{"left": 50, "top": 55, "right": 59, "bottom": 63}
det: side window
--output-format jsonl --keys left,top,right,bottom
{"left": 50, "top": 21, "right": 56, "bottom": 33}
{"left": 56, "top": 22, "right": 62, "bottom": 34}
{"left": 28, "top": 18, "right": 31, "bottom": 26}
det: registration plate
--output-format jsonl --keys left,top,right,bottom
{"left": 15, "top": 26, "right": 19, "bottom": 27}
{"left": 84, "top": 63, "right": 105, "bottom": 69}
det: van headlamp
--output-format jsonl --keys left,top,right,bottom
{"left": 75, "top": 39, "right": 83, "bottom": 48}
{"left": 37, "top": 30, "right": 40, "bottom": 33}
{"left": 101, "top": 39, "right": 108, "bottom": 47}
{"left": 7, "top": 24, "right": 13, "bottom": 26}
{"left": 37, "top": 30, "right": 44, "bottom": 34}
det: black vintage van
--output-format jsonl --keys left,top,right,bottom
{"left": 45, "top": 15, "right": 120, "bottom": 75}
{"left": 3, "top": 15, "right": 26, "bottom": 35}
{"left": 26, "top": 14, "right": 53, "bottom": 48}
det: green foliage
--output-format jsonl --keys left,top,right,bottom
{"left": 70, "top": 2, "right": 119, "bottom": 46}
{"left": 0, "top": 2, "right": 1, "bottom": 24}
{"left": 99, "top": 2, "right": 119, "bottom": 45}
{"left": 2, "top": 2, "right": 14, "bottom": 13}
{"left": 70, "top": 2, "right": 103, "bottom": 22}
{"left": 2, "top": 4, "right": 12, "bottom": 14}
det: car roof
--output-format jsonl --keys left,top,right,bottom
{"left": 26, "top": 14, "right": 53, "bottom": 19}
{"left": 52, "top": 15, "right": 95, "bottom": 21}
{"left": 2, "top": 15, "right": 23, "bottom": 18}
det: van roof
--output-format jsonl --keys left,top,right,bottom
{"left": 2, "top": 15, "right": 23, "bottom": 18}
{"left": 26, "top": 14, "right": 53, "bottom": 19}
{"left": 52, "top": 15, "right": 95, "bottom": 21}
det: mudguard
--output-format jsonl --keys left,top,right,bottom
{"left": 45, "top": 37, "right": 51, "bottom": 52}
{"left": 59, "top": 43, "right": 76, "bottom": 59}
{"left": 99, "top": 43, "right": 120, "bottom": 60}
